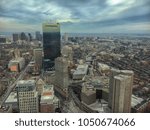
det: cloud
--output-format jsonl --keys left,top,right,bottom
{"left": 106, "top": 0, "right": 133, "bottom": 6}
{"left": 0, "top": 0, "right": 150, "bottom": 33}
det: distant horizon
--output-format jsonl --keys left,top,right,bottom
{"left": 0, "top": 31, "right": 150, "bottom": 35}
{"left": 0, "top": 32, "right": 150, "bottom": 38}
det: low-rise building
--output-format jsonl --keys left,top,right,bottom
{"left": 36, "top": 78, "right": 45, "bottom": 95}
{"left": 5, "top": 92, "right": 18, "bottom": 112}
{"left": 73, "top": 64, "right": 88, "bottom": 80}
{"left": 131, "top": 95, "right": 150, "bottom": 113}
{"left": 0, "top": 35, "right": 6, "bottom": 44}
{"left": 0, "top": 105, "right": 12, "bottom": 113}
{"left": 8, "top": 57, "right": 25, "bottom": 72}
{"left": 40, "top": 85, "right": 60, "bottom": 113}
{"left": 81, "top": 83, "right": 96, "bottom": 105}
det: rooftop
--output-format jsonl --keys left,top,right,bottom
{"left": 73, "top": 64, "right": 88, "bottom": 75}
{"left": 88, "top": 99, "right": 109, "bottom": 113}
{"left": 10, "top": 57, "right": 24, "bottom": 62}
{"left": 82, "top": 85, "right": 96, "bottom": 96}
{"left": 34, "top": 48, "right": 42, "bottom": 51}
{"left": 0, "top": 105, "right": 11, "bottom": 113}
{"left": 36, "top": 78, "right": 45, "bottom": 86}
{"left": 17, "top": 80, "right": 35, "bottom": 86}
{"left": 5, "top": 92, "right": 17, "bottom": 103}
{"left": 131, "top": 95, "right": 144, "bottom": 108}
{"left": 41, "top": 85, "right": 54, "bottom": 102}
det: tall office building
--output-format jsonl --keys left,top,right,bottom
{"left": 112, "top": 75, "right": 129, "bottom": 113}
{"left": 12, "top": 33, "right": 19, "bottom": 42}
{"left": 61, "top": 46, "right": 73, "bottom": 62}
{"left": 42, "top": 22, "right": 61, "bottom": 70}
{"left": 16, "top": 80, "right": 39, "bottom": 113}
{"left": 34, "top": 48, "right": 43, "bottom": 70}
{"left": 108, "top": 69, "right": 120, "bottom": 109}
{"left": 121, "top": 70, "right": 134, "bottom": 112}
{"left": 35, "top": 31, "right": 42, "bottom": 41}
{"left": 0, "top": 35, "right": 6, "bottom": 44}
{"left": 64, "top": 33, "right": 68, "bottom": 42}
{"left": 108, "top": 69, "right": 134, "bottom": 113}
{"left": 36, "top": 78, "right": 45, "bottom": 96}
{"left": 20, "top": 32, "right": 27, "bottom": 41}
{"left": 14, "top": 48, "right": 21, "bottom": 58}
{"left": 28, "top": 33, "right": 32, "bottom": 41}
{"left": 55, "top": 57, "right": 69, "bottom": 96}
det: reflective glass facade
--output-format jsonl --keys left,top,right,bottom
{"left": 42, "top": 23, "right": 61, "bottom": 70}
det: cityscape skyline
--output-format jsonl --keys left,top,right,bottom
{"left": 0, "top": 21, "right": 150, "bottom": 113}
{"left": 0, "top": 1, "right": 150, "bottom": 113}
{"left": 0, "top": 0, "right": 150, "bottom": 33}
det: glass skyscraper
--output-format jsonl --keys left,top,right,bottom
{"left": 42, "top": 23, "right": 61, "bottom": 70}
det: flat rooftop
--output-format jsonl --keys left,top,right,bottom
{"left": 17, "top": 80, "right": 35, "bottom": 86}
{"left": 88, "top": 99, "right": 109, "bottom": 113}
{"left": 73, "top": 64, "right": 88, "bottom": 75}
{"left": 131, "top": 95, "right": 144, "bottom": 108}
{"left": 5, "top": 92, "right": 17, "bottom": 103}
{"left": 41, "top": 85, "right": 54, "bottom": 102}
{"left": 10, "top": 57, "right": 24, "bottom": 62}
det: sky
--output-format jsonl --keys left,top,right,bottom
{"left": 0, "top": 0, "right": 150, "bottom": 33}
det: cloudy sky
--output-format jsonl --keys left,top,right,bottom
{"left": 0, "top": 0, "right": 150, "bottom": 33}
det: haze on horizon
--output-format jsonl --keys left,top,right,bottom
{"left": 0, "top": 0, "right": 150, "bottom": 34}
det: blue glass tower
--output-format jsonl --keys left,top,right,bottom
{"left": 42, "top": 23, "right": 61, "bottom": 70}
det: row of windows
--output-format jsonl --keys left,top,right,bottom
{"left": 19, "top": 100, "right": 37, "bottom": 103}
{"left": 19, "top": 92, "right": 35, "bottom": 96}
{"left": 20, "top": 109, "right": 38, "bottom": 112}
{"left": 19, "top": 105, "right": 37, "bottom": 108}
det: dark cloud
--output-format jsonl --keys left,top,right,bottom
{"left": 0, "top": 0, "right": 150, "bottom": 33}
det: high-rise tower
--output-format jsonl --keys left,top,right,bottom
{"left": 55, "top": 57, "right": 69, "bottom": 97}
{"left": 42, "top": 22, "right": 61, "bottom": 70}
{"left": 108, "top": 69, "right": 134, "bottom": 113}
{"left": 16, "top": 80, "right": 39, "bottom": 113}
{"left": 34, "top": 48, "right": 43, "bottom": 70}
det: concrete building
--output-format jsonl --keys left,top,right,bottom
{"left": 16, "top": 80, "right": 39, "bottom": 113}
{"left": 8, "top": 57, "right": 25, "bottom": 72}
{"left": 55, "top": 57, "right": 69, "bottom": 93}
{"left": 108, "top": 69, "right": 134, "bottom": 113}
{"left": 131, "top": 95, "right": 150, "bottom": 113}
{"left": 0, "top": 105, "right": 12, "bottom": 113}
{"left": 36, "top": 78, "right": 45, "bottom": 95}
{"left": 73, "top": 64, "right": 88, "bottom": 80}
{"left": 108, "top": 69, "right": 120, "bottom": 108}
{"left": 81, "top": 84, "right": 96, "bottom": 105}
{"left": 35, "top": 31, "right": 42, "bottom": 41}
{"left": 86, "top": 57, "right": 92, "bottom": 65}
{"left": 61, "top": 46, "right": 73, "bottom": 61}
{"left": 28, "top": 33, "right": 32, "bottom": 42}
{"left": 27, "top": 61, "right": 35, "bottom": 74}
{"left": 0, "top": 84, "right": 6, "bottom": 96}
{"left": 112, "top": 75, "right": 128, "bottom": 113}
{"left": 20, "top": 32, "right": 27, "bottom": 41}
{"left": 14, "top": 48, "right": 21, "bottom": 58}
{"left": 5, "top": 92, "right": 18, "bottom": 112}
{"left": 121, "top": 70, "right": 134, "bottom": 112}
{"left": 33, "top": 48, "right": 43, "bottom": 70}
{"left": 0, "top": 35, "right": 6, "bottom": 44}
{"left": 64, "top": 33, "right": 68, "bottom": 42}
{"left": 12, "top": 33, "right": 19, "bottom": 42}
{"left": 98, "top": 63, "right": 110, "bottom": 73}
{"left": 40, "top": 85, "right": 60, "bottom": 113}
